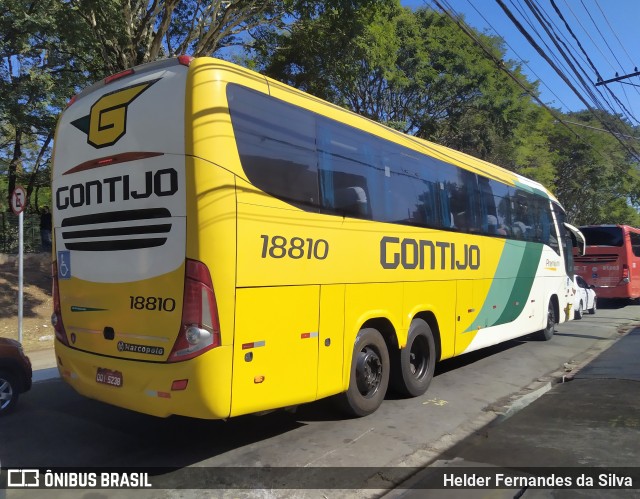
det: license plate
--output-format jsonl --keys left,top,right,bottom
{"left": 96, "top": 368, "right": 123, "bottom": 388}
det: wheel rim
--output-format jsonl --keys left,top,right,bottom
{"left": 355, "top": 346, "right": 383, "bottom": 398}
{"left": 0, "top": 377, "right": 13, "bottom": 411}
{"left": 409, "top": 336, "right": 429, "bottom": 379}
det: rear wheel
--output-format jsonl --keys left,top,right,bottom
{"left": 0, "top": 370, "right": 19, "bottom": 416}
{"left": 588, "top": 297, "right": 597, "bottom": 315}
{"left": 536, "top": 300, "right": 556, "bottom": 341}
{"left": 391, "top": 319, "right": 436, "bottom": 397}
{"left": 336, "top": 328, "right": 389, "bottom": 417}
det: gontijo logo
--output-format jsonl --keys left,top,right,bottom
{"left": 71, "top": 79, "right": 159, "bottom": 149}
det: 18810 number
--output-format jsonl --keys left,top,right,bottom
{"left": 129, "top": 296, "right": 176, "bottom": 311}
{"left": 260, "top": 235, "right": 329, "bottom": 260}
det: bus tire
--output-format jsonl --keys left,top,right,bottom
{"left": 391, "top": 319, "right": 436, "bottom": 397}
{"left": 336, "top": 328, "right": 389, "bottom": 417}
{"left": 574, "top": 301, "right": 583, "bottom": 320}
{"left": 536, "top": 300, "right": 556, "bottom": 341}
{"left": 588, "top": 298, "right": 597, "bottom": 315}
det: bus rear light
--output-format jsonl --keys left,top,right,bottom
{"left": 171, "top": 379, "right": 189, "bottom": 391}
{"left": 168, "top": 259, "right": 220, "bottom": 362}
{"left": 177, "top": 55, "right": 194, "bottom": 66}
{"left": 622, "top": 264, "right": 630, "bottom": 283}
{"left": 104, "top": 68, "right": 135, "bottom": 84}
{"left": 51, "top": 262, "right": 69, "bottom": 346}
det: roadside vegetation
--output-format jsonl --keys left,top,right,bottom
{"left": 2, "top": 0, "right": 640, "bottom": 225}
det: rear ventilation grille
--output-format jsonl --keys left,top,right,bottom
{"left": 60, "top": 208, "right": 171, "bottom": 251}
{"left": 574, "top": 254, "right": 618, "bottom": 263}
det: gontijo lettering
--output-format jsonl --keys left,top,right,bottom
{"left": 380, "top": 236, "right": 480, "bottom": 270}
{"left": 56, "top": 168, "right": 178, "bottom": 210}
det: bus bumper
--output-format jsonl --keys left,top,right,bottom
{"left": 55, "top": 340, "right": 233, "bottom": 419}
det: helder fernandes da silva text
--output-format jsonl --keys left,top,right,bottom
{"left": 444, "top": 473, "right": 633, "bottom": 488}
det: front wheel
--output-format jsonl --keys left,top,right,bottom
{"left": 391, "top": 319, "right": 436, "bottom": 397}
{"left": 588, "top": 297, "right": 597, "bottom": 315}
{"left": 536, "top": 300, "right": 556, "bottom": 341}
{"left": 336, "top": 328, "right": 390, "bottom": 417}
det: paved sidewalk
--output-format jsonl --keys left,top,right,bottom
{"left": 28, "top": 347, "right": 58, "bottom": 382}
{"left": 386, "top": 328, "right": 640, "bottom": 498}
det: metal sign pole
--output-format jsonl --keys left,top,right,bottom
{"left": 18, "top": 210, "right": 23, "bottom": 343}
{"left": 11, "top": 185, "right": 27, "bottom": 344}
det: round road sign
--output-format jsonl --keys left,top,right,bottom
{"left": 11, "top": 186, "right": 27, "bottom": 215}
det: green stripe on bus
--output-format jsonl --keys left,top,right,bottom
{"left": 464, "top": 241, "right": 543, "bottom": 332}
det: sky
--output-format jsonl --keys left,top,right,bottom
{"left": 401, "top": 0, "right": 640, "bottom": 125}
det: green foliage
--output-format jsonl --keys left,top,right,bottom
{"left": 0, "top": 0, "right": 294, "bottom": 211}
{"left": 0, "top": 0, "right": 97, "bottom": 211}
{"left": 547, "top": 110, "right": 640, "bottom": 225}
{"left": 252, "top": 2, "right": 640, "bottom": 225}
{"left": 253, "top": 3, "right": 536, "bottom": 164}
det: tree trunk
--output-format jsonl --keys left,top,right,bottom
{"left": 26, "top": 132, "right": 53, "bottom": 211}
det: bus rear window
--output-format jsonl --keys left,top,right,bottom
{"left": 580, "top": 227, "right": 623, "bottom": 246}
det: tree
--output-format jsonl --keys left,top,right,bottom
{"left": 548, "top": 111, "right": 640, "bottom": 225}
{"left": 0, "top": 0, "right": 300, "bottom": 211}
{"left": 68, "top": 0, "right": 293, "bottom": 74}
{"left": 0, "top": 0, "right": 92, "bottom": 211}
{"left": 253, "top": 3, "right": 535, "bottom": 162}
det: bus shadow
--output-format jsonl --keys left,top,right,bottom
{"left": 596, "top": 298, "right": 638, "bottom": 309}
{"left": 434, "top": 338, "right": 526, "bottom": 376}
{"left": 1, "top": 379, "right": 306, "bottom": 469}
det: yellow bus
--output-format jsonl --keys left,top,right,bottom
{"left": 51, "top": 56, "right": 582, "bottom": 419}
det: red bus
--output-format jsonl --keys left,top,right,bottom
{"left": 574, "top": 225, "right": 640, "bottom": 300}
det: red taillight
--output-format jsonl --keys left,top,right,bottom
{"left": 622, "top": 264, "right": 630, "bottom": 282}
{"left": 104, "top": 68, "right": 135, "bottom": 84}
{"left": 51, "top": 261, "right": 68, "bottom": 346}
{"left": 178, "top": 55, "right": 194, "bottom": 66}
{"left": 167, "top": 259, "right": 220, "bottom": 362}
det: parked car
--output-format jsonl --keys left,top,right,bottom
{"left": 0, "top": 338, "right": 32, "bottom": 416}
{"left": 572, "top": 275, "right": 597, "bottom": 320}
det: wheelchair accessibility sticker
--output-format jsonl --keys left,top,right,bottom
{"left": 58, "top": 251, "right": 71, "bottom": 279}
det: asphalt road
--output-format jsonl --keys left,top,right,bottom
{"left": 1, "top": 299, "right": 638, "bottom": 499}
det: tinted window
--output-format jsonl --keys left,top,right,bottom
{"left": 317, "top": 118, "right": 381, "bottom": 219}
{"left": 630, "top": 232, "right": 640, "bottom": 257}
{"left": 579, "top": 227, "right": 623, "bottom": 247}
{"left": 227, "top": 83, "right": 558, "bottom": 248}
{"left": 576, "top": 275, "right": 588, "bottom": 288}
{"left": 227, "top": 85, "right": 319, "bottom": 210}
{"left": 381, "top": 145, "right": 435, "bottom": 226}
{"left": 554, "top": 203, "right": 573, "bottom": 271}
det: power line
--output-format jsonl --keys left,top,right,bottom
{"left": 462, "top": 0, "right": 574, "bottom": 111}
{"left": 558, "top": 0, "right": 640, "bottom": 109}
{"left": 548, "top": 0, "right": 639, "bottom": 124}
{"left": 429, "top": 0, "right": 582, "bottom": 142}
{"left": 496, "top": 0, "right": 640, "bottom": 162}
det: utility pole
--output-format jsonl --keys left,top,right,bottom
{"left": 595, "top": 69, "right": 640, "bottom": 86}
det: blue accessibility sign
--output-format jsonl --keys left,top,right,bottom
{"left": 58, "top": 250, "right": 71, "bottom": 279}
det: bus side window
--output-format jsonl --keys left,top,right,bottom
{"left": 630, "top": 232, "right": 640, "bottom": 257}
{"left": 227, "top": 84, "right": 319, "bottom": 210}
{"left": 317, "top": 119, "right": 376, "bottom": 219}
